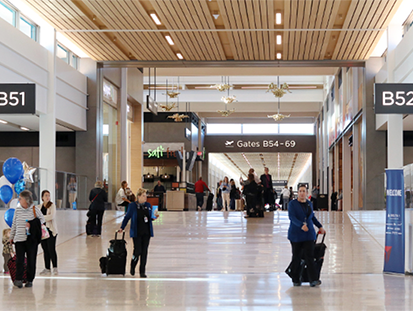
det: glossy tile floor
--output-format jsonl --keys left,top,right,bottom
{"left": 1, "top": 210, "right": 412, "bottom": 310}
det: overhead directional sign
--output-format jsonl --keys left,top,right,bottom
{"left": 374, "top": 83, "right": 413, "bottom": 114}
{"left": 0, "top": 84, "right": 35, "bottom": 114}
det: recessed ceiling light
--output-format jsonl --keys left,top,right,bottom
{"left": 150, "top": 13, "right": 161, "bottom": 25}
{"left": 165, "top": 35, "right": 174, "bottom": 45}
{"left": 0, "top": 120, "right": 8, "bottom": 124}
{"left": 276, "top": 35, "right": 282, "bottom": 45}
{"left": 20, "top": 126, "right": 29, "bottom": 131}
{"left": 176, "top": 53, "right": 184, "bottom": 59}
{"left": 276, "top": 13, "right": 282, "bottom": 25}
{"left": 276, "top": 53, "right": 282, "bottom": 59}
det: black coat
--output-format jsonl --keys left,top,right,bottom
{"left": 243, "top": 181, "right": 258, "bottom": 196}
{"left": 260, "top": 174, "right": 273, "bottom": 189}
{"left": 89, "top": 188, "right": 108, "bottom": 211}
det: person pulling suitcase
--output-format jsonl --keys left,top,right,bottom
{"left": 287, "top": 184, "right": 326, "bottom": 287}
{"left": 118, "top": 188, "right": 158, "bottom": 278}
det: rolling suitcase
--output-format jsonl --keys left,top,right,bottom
{"left": 285, "top": 233, "right": 327, "bottom": 282}
{"left": 86, "top": 211, "right": 96, "bottom": 236}
{"left": 105, "top": 232, "right": 127, "bottom": 276}
{"left": 235, "top": 199, "right": 243, "bottom": 211}
{"left": 206, "top": 193, "right": 214, "bottom": 211}
{"left": 7, "top": 255, "right": 27, "bottom": 283}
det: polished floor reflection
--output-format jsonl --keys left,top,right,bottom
{"left": 1, "top": 210, "right": 412, "bottom": 310}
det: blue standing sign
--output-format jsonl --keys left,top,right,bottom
{"left": 384, "top": 169, "right": 405, "bottom": 274}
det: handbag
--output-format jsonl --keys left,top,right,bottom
{"left": 33, "top": 206, "right": 50, "bottom": 240}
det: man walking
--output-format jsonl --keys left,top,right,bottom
{"left": 195, "top": 177, "right": 210, "bottom": 211}
{"left": 260, "top": 167, "right": 275, "bottom": 211}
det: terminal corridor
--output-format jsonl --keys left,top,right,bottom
{"left": 1, "top": 210, "right": 411, "bottom": 310}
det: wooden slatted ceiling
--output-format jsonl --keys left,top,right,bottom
{"left": 358, "top": 0, "right": 400, "bottom": 59}
{"left": 82, "top": 0, "right": 175, "bottom": 60}
{"left": 25, "top": 0, "right": 128, "bottom": 60}
{"left": 332, "top": 0, "right": 401, "bottom": 60}
{"left": 23, "top": 0, "right": 403, "bottom": 62}
{"left": 285, "top": 0, "right": 340, "bottom": 60}
{"left": 150, "top": 0, "right": 225, "bottom": 61}
{"left": 217, "top": 0, "right": 274, "bottom": 60}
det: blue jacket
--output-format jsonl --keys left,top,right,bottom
{"left": 288, "top": 199, "right": 322, "bottom": 242}
{"left": 121, "top": 202, "right": 154, "bottom": 238}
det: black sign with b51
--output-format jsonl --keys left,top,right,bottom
{"left": 374, "top": 83, "right": 413, "bottom": 114}
{"left": 0, "top": 84, "right": 35, "bottom": 114}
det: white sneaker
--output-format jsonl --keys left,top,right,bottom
{"left": 39, "top": 269, "right": 51, "bottom": 275}
{"left": 52, "top": 268, "right": 58, "bottom": 275}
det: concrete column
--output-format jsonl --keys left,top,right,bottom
{"left": 363, "top": 59, "right": 387, "bottom": 210}
{"left": 39, "top": 30, "right": 56, "bottom": 201}
{"left": 182, "top": 149, "right": 186, "bottom": 183}
{"left": 130, "top": 103, "right": 143, "bottom": 192}
{"left": 342, "top": 133, "right": 352, "bottom": 212}
{"left": 120, "top": 68, "right": 128, "bottom": 181}
{"left": 352, "top": 123, "right": 360, "bottom": 210}
{"left": 176, "top": 166, "right": 181, "bottom": 183}
{"left": 77, "top": 59, "right": 103, "bottom": 194}
{"left": 388, "top": 115, "right": 404, "bottom": 168}
{"left": 387, "top": 23, "right": 403, "bottom": 169}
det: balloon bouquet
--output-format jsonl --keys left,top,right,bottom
{"left": 1, "top": 158, "right": 36, "bottom": 228}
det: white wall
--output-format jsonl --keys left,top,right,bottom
{"left": 0, "top": 17, "right": 87, "bottom": 131}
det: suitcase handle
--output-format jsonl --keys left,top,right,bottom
{"left": 316, "top": 232, "right": 326, "bottom": 244}
{"left": 115, "top": 231, "right": 125, "bottom": 240}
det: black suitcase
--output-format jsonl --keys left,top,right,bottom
{"left": 86, "top": 211, "right": 96, "bottom": 236}
{"left": 206, "top": 193, "right": 214, "bottom": 211}
{"left": 105, "top": 232, "right": 127, "bottom": 276}
{"left": 285, "top": 233, "right": 326, "bottom": 282}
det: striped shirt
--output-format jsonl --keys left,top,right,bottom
{"left": 10, "top": 205, "right": 46, "bottom": 243}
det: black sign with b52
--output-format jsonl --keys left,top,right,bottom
{"left": 0, "top": 84, "right": 36, "bottom": 114}
{"left": 374, "top": 83, "right": 413, "bottom": 114}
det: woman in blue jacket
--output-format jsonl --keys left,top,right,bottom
{"left": 119, "top": 188, "right": 157, "bottom": 278}
{"left": 288, "top": 184, "right": 326, "bottom": 287}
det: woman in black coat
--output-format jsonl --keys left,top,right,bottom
{"left": 88, "top": 180, "right": 108, "bottom": 237}
{"left": 242, "top": 174, "right": 258, "bottom": 218}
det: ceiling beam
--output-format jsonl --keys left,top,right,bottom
{"left": 102, "top": 60, "right": 365, "bottom": 68}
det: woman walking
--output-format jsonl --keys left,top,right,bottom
{"left": 10, "top": 190, "right": 46, "bottom": 288}
{"left": 288, "top": 184, "right": 326, "bottom": 287}
{"left": 118, "top": 188, "right": 158, "bottom": 277}
{"left": 221, "top": 176, "right": 231, "bottom": 211}
{"left": 38, "top": 190, "right": 59, "bottom": 275}
{"left": 88, "top": 181, "right": 108, "bottom": 237}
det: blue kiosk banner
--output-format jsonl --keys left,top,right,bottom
{"left": 384, "top": 169, "right": 405, "bottom": 274}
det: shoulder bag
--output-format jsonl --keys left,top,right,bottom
{"left": 89, "top": 190, "right": 102, "bottom": 212}
{"left": 34, "top": 206, "right": 50, "bottom": 240}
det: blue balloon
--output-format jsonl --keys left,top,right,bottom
{"left": 0, "top": 185, "right": 13, "bottom": 204}
{"left": 4, "top": 208, "right": 15, "bottom": 228}
{"left": 14, "top": 179, "right": 25, "bottom": 195}
{"left": 3, "top": 158, "right": 23, "bottom": 184}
